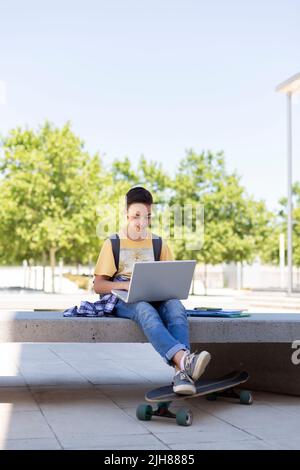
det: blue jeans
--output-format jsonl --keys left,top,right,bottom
{"left": 114, "top": 298, "right": 190, "bottom": 366}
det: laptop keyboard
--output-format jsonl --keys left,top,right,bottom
{"left": 115, "top": 290, "right": 128, "bottom": 301}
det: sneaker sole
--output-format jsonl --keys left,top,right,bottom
{"left": 173, "top": 384, "right": 196, "bottom": 395}
{"left": 191, "top": 351, "right": 211, "bottom": 381}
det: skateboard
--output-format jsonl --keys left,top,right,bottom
{"left": 136, "top": 370, "right": 252, "bottom": 427}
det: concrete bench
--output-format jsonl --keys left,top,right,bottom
{"left": 1, "top": 311, "right": 300, "bottom": 396}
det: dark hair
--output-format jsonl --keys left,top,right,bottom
{"left": 125, "top": 186, "right": 153, "bottom": 209}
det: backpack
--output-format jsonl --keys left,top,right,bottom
{"left": 109, "top": 232, "right": 162, "bottom": 272}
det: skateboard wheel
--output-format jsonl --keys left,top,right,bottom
{"left": 176, "top": 408, "right": 193, "bottom": 426}
{"left": 136, "top": 404, "right": 153, "bottom": 421}
{"left": 239, "top": 390, "right": 253, "bottom": 405}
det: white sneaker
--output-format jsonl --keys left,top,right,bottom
{"left": 172, "top": 370, "right": 196, "bottom": 395}
{"left": 183, "top": 351, "right": 211, "bottom": 381}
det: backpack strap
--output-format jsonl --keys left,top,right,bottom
{"left": 152, "top": 233, "right": 162, "bottom": 261}
{"left": 109, "top": 233, "right": 120, "bottom": 272}
{"left": 109, "top": 232, "right": 162, "bottom": 272}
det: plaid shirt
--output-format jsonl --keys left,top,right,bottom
{"left": 63, "top": 274, "right": 129, "bottom": 317}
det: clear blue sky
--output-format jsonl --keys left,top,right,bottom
{"left": 1, "top": 0, "right": 300, "bottom": 212}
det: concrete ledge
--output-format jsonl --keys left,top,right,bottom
{"left": 0, "top": 311, "right": 300, "bottom": 343}
{"left": 194, "top": 342, "right": 300, "bottom": 397}
{"left": 1, "top": 311, "right": 300, "bottom": 396}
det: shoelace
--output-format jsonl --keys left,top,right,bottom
{"left": 176, "top": 370, "right": 194, "bottom": 384}
{"left": 184, "top": 351, "right": 198, "bottom": 370}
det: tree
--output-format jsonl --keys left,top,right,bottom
{"left": 0, "top": 121, "right": 105, "bottom": 291}
{"left": 171, "top": 150, "right": 272, "bottom": 292}
{"left": 263, "top": 182, "right": 300, "bottom": 268}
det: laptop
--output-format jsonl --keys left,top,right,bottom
{"left": 111, "top": 260, "right": 196, "bottom": 303}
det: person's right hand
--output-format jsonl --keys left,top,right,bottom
{"left": 119, "top": 281, "right": 130, "bottom": 291}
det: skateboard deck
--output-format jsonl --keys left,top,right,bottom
{"left": 136, "top": 371, "right": 252, "bottom": 426}
{"left": 146, "top": 370, "right": 249, "bottom": 402}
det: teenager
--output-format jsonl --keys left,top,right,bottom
{"left": 93, "top": 186, "right": 211, "bottom": 394}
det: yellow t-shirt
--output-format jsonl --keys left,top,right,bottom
{"left": 94, "top": 232, "right": 174, "bottom": 279}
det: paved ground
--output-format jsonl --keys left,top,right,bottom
{"left": 0, "top": 342, "right": 299, "bottom": 450}
{"left": 0, "top": 290, "right": 299, "bottom": 450}
{"left": 1, "top": 288, "right": 300, "bottom": 312}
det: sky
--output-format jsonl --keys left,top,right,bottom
{"left": 0, "top": 0, "right": 300, "bottom": 212}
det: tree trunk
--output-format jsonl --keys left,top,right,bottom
{"left": 191, "top": 268, "right": 195, "bottom": 295}
{"left": 49, "top": 247, "right": 57, "bottom": 293}
{"left": 241, "top": 261, "right": 244, "bottom": 290}
{"left": 23, "top": 260, "right": 28, "bottom": 289}
{"left": 27, "top": 259, "right": 32, "bottom": 290}
{"left": 59, "top": 258, "right": 63, "bottom": 293}
{"left": 204, "top": 263, "right": 207, "bottom": 296}
{"left": 237, "top": 261, "right": 242, "bottom": 290}
{"left": 34, "top": 262, "right": 37, "bottom": 290}
{"left": 42, "top": 251, "right": 47, "bottom": 292}
{"left": 88, "top": 256, "right": 92, "bottom": 278}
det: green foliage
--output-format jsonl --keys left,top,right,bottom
{"left": 0, "top": 122, "right": 287, "bottom": 271}
{"left": 264, "top": 182, "right": 300, "bottom": 267}
{"left": 170, "top": 150, "right": 272, "bottom": 265}
{"left": 0, "top": 122, "right": 105, "bottom": 265}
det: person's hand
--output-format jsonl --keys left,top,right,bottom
{"left": 119, "top": 281, "right": 130, "bottom": 291}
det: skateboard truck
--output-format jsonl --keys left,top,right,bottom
{"left": 136, "top": 402, "right": 193, "bottom": 426}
